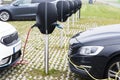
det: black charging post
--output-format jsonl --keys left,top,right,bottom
{"left": 57, "top": 0, "right": 70, "bottom": 47}
{"left": 78, "top": 1, "right": 81, "bottom": 19}
{"left": 76, "top": 0, "right": 82, "bottom": 19}
{"left": 36, "top": 2, "right": 57, "bottom": 74}
{"left": 72, "top": 0, "right": 77, "bottom": 26}
{"left": 68, "top": 0, "right": 74, "bottom": 33}
{"left": 75, "top": 0, "right": 78, "bottom": 22}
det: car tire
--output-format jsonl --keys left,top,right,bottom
{"left": 105, "top": 57, "right": 120, "bottom": 80}
{"left": 0, "top": 11, "right": 11, "bottom": 21}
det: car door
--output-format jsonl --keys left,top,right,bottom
{"left": 11, "top": 0, "right": 38, "bottom": 19}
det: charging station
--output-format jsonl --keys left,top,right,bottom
{"left": 18, "top": 0, "right": 82, "bottom": 75}
{"left": 35, "top": 2, "right": 57, "bottom": 74}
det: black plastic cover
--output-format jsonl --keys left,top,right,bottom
{"left": 68, "top": 1, "right": 74, "bottom": 16}
{"left": 36, "top": 2, "right": 58, "bottom": 34}
{"left": 57, "top": 1, "right": 70, "bottom": 22}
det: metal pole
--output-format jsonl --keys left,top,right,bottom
{"left": 44, "top": 1, "right": 49, "bottom": 74}
{"left": 72, "top": 14, "right": 75, "bottom": 26}
{"left": 60, "top": 1, "right": 64, "bottom": 48}
{"left": 60, "top": 28, "right": 63, "bottom": 48}
{"left": 67, "top": 18, "right": 70, "bottom": 34}
{"left": 76, "top": 12, "right": 77, "bottom": 22}
{"left": 44, "top": 34, "right": 49, "bottom": 74}
{"left": 79, "top": 10, "right": 80, "bottom": 19}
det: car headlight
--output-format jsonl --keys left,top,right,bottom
{"left": 79, "top": 46, "right": 104, "bottom": 56}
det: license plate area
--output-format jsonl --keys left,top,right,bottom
{"left": 13, "top": 43, "right": 21, "bottom": 53}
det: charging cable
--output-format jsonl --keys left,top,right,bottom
{"left": 56, "top": 24, "right": 63, "bottom": 29}
{"left": 16, "top": 23, "right": 61, "bottom": 65}
{"left": 14, "top": 24, "right": 36, "bottom": 65}
{"left": 67, "top": 56, "right": 98, "bottom": 80}
{"left": 67, "top": 56, "right": 119, "bottom": 80}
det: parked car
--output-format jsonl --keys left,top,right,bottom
{"left": 0, "top": 21, "right": 21, "bottom": 69}
{"left": 68, "top": 24, "right": 120, "bottom": 80}
{"left": 0, "top": 0, "right": 56, "bottom": 21}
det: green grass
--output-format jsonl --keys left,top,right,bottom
{"left": 83, "top": 5, "right": 120, "bottom": 19}
{"left": 27, "top": 68, "right": 65, "bottom": 77}
{"left": 118, "top": 0, "right": 120, "bottom": 3}
{"left": 80, "top": 3, "right": 120, "bottom": 25}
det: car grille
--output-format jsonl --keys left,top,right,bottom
{"left": 1, "top": 32, "right": 19, "bottom": 46}
{"left": 69, "top": 47, "right": 78, "bottom": 55}
{"left": 0, "top": 50, "right": 21, "bottom": 67}
{"left": 68, "top": 43, "right": 83, "bottom": 66}
{"left": 70, "top": 57, "right": 82, "bottom": 66}
{"left": 11, "top": 50, "right": 21, "bottom": 63}
{"left": 69, "top": 43, "right": 82, "bottom": 55}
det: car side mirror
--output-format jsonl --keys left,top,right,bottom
{"left": 13, "top": 1, "right": 20, "bottom": 6}
{"left": 36, "top": 2, "right": 58, "bottom": 34}
{"left": 57, "top": 1, "right": 70, "bottom": 22}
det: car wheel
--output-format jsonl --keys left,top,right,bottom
{"left": 0, "top": 11, "right": 11, "bottom": 21}
{"left": 106, "top": 58, "right": 120, "bottom": 80}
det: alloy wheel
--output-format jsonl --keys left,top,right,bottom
{"left": 0, "top": 11, "right": 10, "bottom": 21}
{"left": 108, "top": 62, "right": 120, "bottom": 80}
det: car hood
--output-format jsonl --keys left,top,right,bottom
{"left": 0, "top": 4, "right": 9, "bottom": 7}
{"left": 70, "top": 24, "right": 120, "bottom": 46}
{"left": 0, "top": 21, "right": 16, "bottom": 37}
{"left": 0, "top": 4, "right": 10, "bottom": 10}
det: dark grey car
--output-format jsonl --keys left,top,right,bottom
{"left": 68, "top": 24, "right": 120, "bottom": 79}
{"left": 0, "top": 0, "right": 55, "bottom": 21}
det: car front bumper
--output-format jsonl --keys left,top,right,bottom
{"left": 69, "top": 62, "right": 90, "bottom": 79}
{"left": 0, "top": 50, "right": 21, "bottom": 69}
{"left": 0, "top": 40, "right": 22, "bottom": 68}
{"left": 68, "top": 54, "right": 107, "bottom": 79}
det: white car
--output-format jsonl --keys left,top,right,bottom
{"left": 0, "top": 21, "right": 21, "bottom": 69}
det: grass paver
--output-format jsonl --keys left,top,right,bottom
{"left": 0, "top": 2, "right": 120, "bottom": 80}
